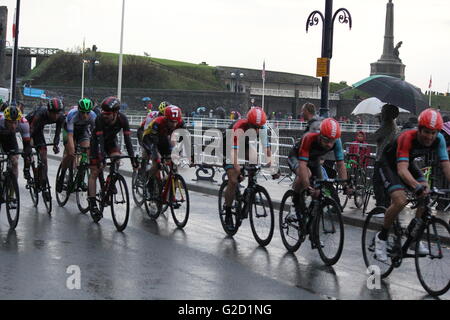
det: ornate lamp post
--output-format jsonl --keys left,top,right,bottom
{"left": 230, "top": 71, "right": 244, "bottom": 93}
{"left": 306, "top": 0, "right": 352, "bottom": 117}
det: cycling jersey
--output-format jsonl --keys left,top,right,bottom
{"left": 65, "top": 108, "right": 97, "bottom": 133}
{"left": 25, "top": 106, "right": 65, "bottom": 147}
{"left": 143, "top": 116, "right": 185, "bottom": 138}
{"left": 140, "top": 111, "right": 160, "bottom": 131}
{"left": 90, "top": 112, "right": 134, "bottom": 159}
{"left": 297, "top": 132, "right": 344, "bottom": 163}
{"left": 382, "top": 129, "right": 449, "bottom": 167}
{"left": 0, "top": 115, "right": 31, "bottom": 153}
{"left": 379, "top": 129, "right": 449, "bottom": 193}
{"left": 229, "top": 119, "right": 269, "bottom": 149}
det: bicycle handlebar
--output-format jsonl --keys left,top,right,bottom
{"left": 33, "top": 143, "right": 56, "bottom": 149}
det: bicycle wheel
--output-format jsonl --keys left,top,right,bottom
{"left": 218, "top": 180, "right": 242, "bottom": 236}
{"left": 28, "top": 166, "right": 39, "bottom": 207}
{"left": 4, "top": 174, "right": 20, "bottom": 229}
{"left": 110, "top": 174, "right": 130, "bottom": 232}
{"left": 132, "top": 170, "right": 146, "bottom": 207}
{"left": 315, "top": 197, "right": 344, "bottom": 265}
{"left": 279, "top": 190, "right": 301, "bottom": 252}
{"left": 361, "top": 208, "right": 395, "bottom": 278}
{"left": 249, "top": 185, "right": 274, "bottom": 246}
{"left": 144, "top": 176, "right": 162, "bottom": 219}
{"left": 415, "top": 218, "right": 450, "bottom": 296}
{"left": 75, "top": 166, "right": 90, "bottom": 214}
{"left": 42, "top": 178, "right": 52, "bottom": 215}
{"left": 353, "top": 170, "right": 365, "bottom": 209}
{"left": 55, "top": 164, "right": 72, "bottom": 207}
{"left": 170, "top": 174, "right": 190, "bottom": 228}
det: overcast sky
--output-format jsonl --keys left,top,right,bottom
{"left": 2, "top": 0, "right": 449, "bottom": 93}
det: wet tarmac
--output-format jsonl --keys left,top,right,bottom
{"left": 0, "top": 158, "right": 448, "bottom": 300}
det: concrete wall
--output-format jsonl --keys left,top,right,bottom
{"left": 18, "top": 85, "right": 365, "bottom": 120}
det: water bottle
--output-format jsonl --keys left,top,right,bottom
{"left": 407, "top": 217, "right": 423, "bottom": 239}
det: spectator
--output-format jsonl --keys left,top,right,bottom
{"left": 348, "top": 131, "right": 371, "bottom": 168}
{"left": 301, "top": 102, "right": 321, "bottom": 133}
{"left": 370, "top": 104, "right": 400, "bottom": 213}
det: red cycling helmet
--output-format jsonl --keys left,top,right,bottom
{"left": 247, "top": 107, "right": 267, "bottom": 127}
{"left": 418, "top": 108, "right": 443, "bottom": 131}
{"left": 165, "top": 105, "right": 182, "bottom": 123}
{"left": 320, "top": 118, "right": 341, "bottom": 139}
{"left": 47, "top": 98, "right": 64, "bottom": 112}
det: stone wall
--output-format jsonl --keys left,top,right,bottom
{"left": 19, "top": 85, "right": 360, "bottom": 119}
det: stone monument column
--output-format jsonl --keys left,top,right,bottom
{"left": 0, "top": 7, "right": 7, "bottom": 87}
{"left": 370, "top": 0, "right": 406, "bottom": 79}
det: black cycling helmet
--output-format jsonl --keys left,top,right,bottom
{"left": 101, "top": 96, "right": 121, "bottom": 112}
{"left": 47, "top": 98, "right": 64, "bottom": 112}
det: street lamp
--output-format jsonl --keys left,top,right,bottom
{"left": 306, "top": 0, "right": 352, "bottom": 117}
{"left": 230, "top": 71, "right": 244, "bottom": 93}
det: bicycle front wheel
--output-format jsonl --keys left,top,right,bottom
{"left": 4, "top": 174, "right": 20, "bottom": 229}
{"left": 361, "top": 208, "right": 395, "bottom": 278}
{"left": 132, "top": 170, "right": 145, "bottom": 207}
{"left": 28, "top": 166, "right": 39, "bottom": 207}
{"left": 218, "top": 180, "right": 242, "bottom": 236}
{"left": 315, "top": 197, "right": 344, "bottom": 266}
{"left": 170, "top": 174, "right": 190, "bottom": 229}
{"left": 249, "top": 185, "right": 274, "bottom": 247}
{"left": 42, "top": 178, "right": 52, "bottom": 215}
{"left": 55, "top": 164, "right": 72, "bottom": 207}
{"left": 415, "top": 218, "right": 450, "bottom": 297}
{"left": 279, "top": 190, "right": 302, "bottom": 252}
{"left": 110, "top": 174, "right": 130, "bottom": 232}
{"left": 75, "top": 166, "right": 90, "bottom": 214}
{"left": 144, "top": 176, "right": 162, "bottom": 219}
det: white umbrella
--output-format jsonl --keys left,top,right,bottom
{"left": 351, "top": 97, "right": 410, "bottom": 115}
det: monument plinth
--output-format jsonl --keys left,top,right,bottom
{"left": 370, "top": 0, "right": 405, "bottom": 79}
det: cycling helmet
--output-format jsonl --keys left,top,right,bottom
{"left": 0, "top": 101, "right": 9, "bottom": 112}
{"left": 320, "top": 118, "right": 341, "bottom": 139}
{"left": 47, "top": 98, "right": 64, "bottom": 112}
{"left": 247, "top": 107, "right": 267, "bottom": 126}
{"left": 78, "top": 98, "right": 93, "bottom": 113}
{"left": 101, "top": 96, "right": 121, "bottom": 112}
{"left": 418, "top": 108, "right": 443, "bottom": 131}
{"left": 164, "top": 105, "right": 182, "bottom": 123}
{"left": 3, "top": 105, "right": 23, "bottom": 121}
{"left": 158, "top": 101, "right": 171, "bottom": 114}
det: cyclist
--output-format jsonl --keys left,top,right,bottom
{"left": 140, "top": 105, "right": 185, "bottom": 179}
{"left": 288, "top": 118, "right": 351, "bottom": 218}
{"left": 25, "top": 98, "right": 65, "bottom": 200}
{"left": 222, "top": 107, "right": 273, "bottom": 230}
{"left": 374, "top": 108, "right": 450, "bottom": 262}
{"left": 88, "top": 96, "right": 139, "bottom": 221}
{"left": 56, "top": 98, "right": 97, "bottom": 192}
{"left": 0, "top": 105, "right": 32, "bottom": 179}
{"left": 136, "top": 101, "right": 172, "bottom": 172}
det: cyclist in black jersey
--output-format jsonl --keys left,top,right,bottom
{"left": 87, "top": 96, "right": 139, "bottom": 220}
{"left": 374, "top": 108, "right": 450, "bottom": 262}
{"left": 25, "top": 98, "right": 65, "bottom": 200}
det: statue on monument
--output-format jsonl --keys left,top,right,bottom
{"left": 393, "top": 41, "right": 402, "bottom": 62}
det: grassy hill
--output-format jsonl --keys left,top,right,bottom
{"left": 24, "top": 51, "right": 226, "bottom": 91}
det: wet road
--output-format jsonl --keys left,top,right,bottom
{"left": 0, "top": 158, "right": 448, "bottom": 300}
